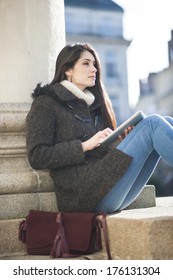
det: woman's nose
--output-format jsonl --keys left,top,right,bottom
{"left": 92, "top": 65, "right": 97, "bottom": 72}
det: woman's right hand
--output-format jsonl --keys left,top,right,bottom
{"left": 82, "top": 128, "right": 113, "bottom": 152}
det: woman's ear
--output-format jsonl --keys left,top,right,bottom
{"left": 65, "top": 69, "right": 72, "bottom": 81}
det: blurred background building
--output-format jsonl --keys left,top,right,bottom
{"left": 137, "top": 30, "right": 173, "bottom": 116}
{"left": 64, "top": 0, "right": 132, "bottom": 124}
{"left": 136, "top": 29, "right": 173, "bottom": 196}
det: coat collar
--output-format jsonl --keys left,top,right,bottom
{"left": 52, "top": 81, "right": 95, "bottom": 106}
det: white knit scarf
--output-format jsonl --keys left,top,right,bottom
{"left": 60, "top": 80, "right": 95, "bottom": 106}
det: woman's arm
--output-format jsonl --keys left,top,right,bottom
{"left": 26, "top": 96, "right": 85, "bottom": 170}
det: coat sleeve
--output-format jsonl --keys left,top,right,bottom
{"left": 26, "top": 96, "right": 85, "bottom": 170}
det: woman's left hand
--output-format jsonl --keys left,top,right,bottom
{"left": 118, "top": 126, "right": 134, "bottom": 141}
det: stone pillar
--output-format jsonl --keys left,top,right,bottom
{"left": 0, "top": 0, "right": 65, "bottom": 219}
{"left": 0, "top": 0, "right": 65, "bottom": 102}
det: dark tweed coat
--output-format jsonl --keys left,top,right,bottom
{"left": 26, "top": 83, "right": 132, "bottom": 212}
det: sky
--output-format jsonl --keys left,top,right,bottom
{"left": 114, "top": 0, "right": 173, "bottom": 107}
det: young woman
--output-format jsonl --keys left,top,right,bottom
{"left": 26, "top": 43, "right": 173, "bottom": 213}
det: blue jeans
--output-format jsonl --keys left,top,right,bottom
{"left": 95, "top": 114, "right": 173, "bottom": 213}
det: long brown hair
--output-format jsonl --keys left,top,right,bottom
{"left": 50, "top": 43, "right": 116, "bottom": 129}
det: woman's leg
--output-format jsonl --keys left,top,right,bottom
{"left": 120, "top": 115, "right": 173, "bottom": 209}
{"left": 95, "top": 115, "right": 173, "bottom": 213}
{"left": 119, "top": 150, "right": 159, "bottom": 209}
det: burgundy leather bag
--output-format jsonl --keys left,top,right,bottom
{"left": 19, "top": 210, "right": 111, "bottom": 259}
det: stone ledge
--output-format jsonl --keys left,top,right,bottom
{"left": 0, "top": 110, "right": 28, "bottom": 133}
{"left": 125, "top": 185, "right": 156, "bottom": 209}
{"left": 0, "top": 197, "right": 172, "bottom": 260}
{"left": 0, "top": 192, "right": 58, "bottom": 220}
{"left": 0, "top": 185, "right": 155, "bottom": 220}
{"left": 0, "top": 170, "right": 54, "bottom": 195}
{"left": 105, "top": 197, "right": 173, "bottom": 260}
{"left": 0, "top": 103, "right": 30, "bottom": 112}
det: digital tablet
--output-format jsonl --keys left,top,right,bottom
{"left": 101, "top": 110, "right": 146, "bottom": 147}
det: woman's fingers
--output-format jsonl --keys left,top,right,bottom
{"left": 119, "top": 126, "right": 135, "bottom": 141}
{"left": 82, "top": 128, "right": 113, "bottom": 151}
{"left": 98, "top": 128, "right": 113, "bottom": 143}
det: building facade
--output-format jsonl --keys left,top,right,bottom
{"left": 137, "top": 30, "right": 173, "bottom": 117}
{"left": 64, "top": 0, "right": 131, "bottom": 124}
{"left": 136, "top": 30, "right": 173, "bottom": 196}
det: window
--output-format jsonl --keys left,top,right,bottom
{"left": 105, "top": 51, "right": 118, "bottom": 79}
{"left": 106, "top": 62, "right": 117, "bottom": 78}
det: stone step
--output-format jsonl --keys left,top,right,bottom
{"left": 0, "top": 185, "right": 156, "bottom": 220}
{"left": 125, "top": 184, "right": 156, "bottom": 209}
{"left": 0, "top": 170, "right": 54, "bottom": 195}
{"left": 0, "top": 192, "right": 58, "bottom": 220}
{"left": 107, "top": 197, "right": 173, "bottom": 260}
{"left": 0, "top": 197, "right": 172, "bottom": 260}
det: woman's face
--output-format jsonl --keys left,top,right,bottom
{"left": 66, "top": 50, "right": 97, "bottom": 91}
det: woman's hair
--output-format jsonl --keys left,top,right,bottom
{"left": 50, "top": 43, "right": 116, "bottom": 129}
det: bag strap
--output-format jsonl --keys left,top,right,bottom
{"left": 18, "top": 220, "right": 27, "bottom": 243}
{"left": 100, "top": 213, "right": 112, "bottom": 260}
{"left": 51, "top": 213, "right": 90, "bottom": 258}
{"left": 50, "top": 213, "right": 70, "bottom": 258}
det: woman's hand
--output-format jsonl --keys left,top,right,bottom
{"left": 82, "top": 128, "right": 113, "bottom": 152}
{"left": 118, "top": 126, "right": 134, "bottom": 142}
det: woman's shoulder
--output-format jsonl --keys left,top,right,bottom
{"left": 27, "top": 84, "right": 55, "bottom": 118}
{"left": 31, "top": 83, "right": 57, "bottom": 105}
{"left": 31, "top": 83, "right": 50, "bottom": 98}
{"left": 31, "top": 83, "right": 64, "bottom": 103}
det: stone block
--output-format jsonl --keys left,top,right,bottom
{"left": 104, "top": 197, "right": 173, "bottom": 260}
{"left": 36, "top": 170, "right": 54, "bottom": 192}
{"left": 0, "top": 193, "right": 39, "bottom": 220}
{"left": 0, "top": 171, "right": 38, "bottom": 195}
{"left": 39, "top": 192, "right": 58, "bottom": 212}
{"left": 0, "top": 170, "right": 54, "bottom": 195}
{"left": 0, "top": 219, "right": 26, "bottom": 256}
{"left": 0, "top": 185, "right": 155, "bottom": 220}
{"left": 125, "top": 185, "right": 156, "bottom": 209}
{"left": 0, "top": 156, "right": 29, "bottom": 170}
{"left": 0, "top": 192, "right": 57, "bottom": 220}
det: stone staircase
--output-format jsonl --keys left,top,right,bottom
{"left": 1, "top": 184, "right": 173, "bottom": 260}
{"left": 0, "top": 104, "right": 173, "bottom": 260}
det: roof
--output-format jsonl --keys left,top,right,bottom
{"left": 64, "top": 0, "right": 124, "bottom": 12}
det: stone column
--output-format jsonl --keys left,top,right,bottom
{"left": 0, "top": 0, "right": 65, "bottom": 102}
{"left": 0, "top": 0, "right": 65, "bottom": 219}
